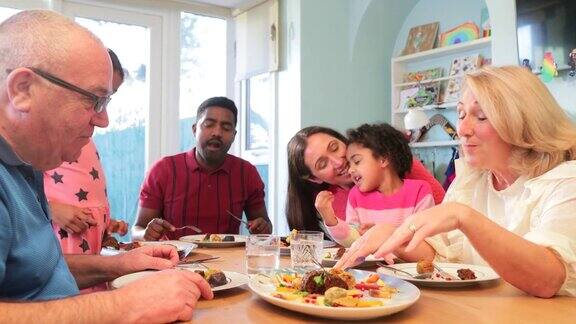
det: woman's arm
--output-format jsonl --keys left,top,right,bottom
{"left": 460, "top": 207, "right": 566, "bottom": 298}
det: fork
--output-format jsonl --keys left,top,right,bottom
{"left": 226, "top": 210, "right": 250, "bottom": 227}
{"left": 376, "top": 262, "right": 432, "bottom": 279}
{"left": 433, "top": 263, "right": 458, "bottom": 280}
{"left": 173, "top": 225, "right": 203, "bottom": 233}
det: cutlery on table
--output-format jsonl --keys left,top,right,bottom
{"left": 173, "top": 225, "right": 203, "bottom": 233}
{"left": 178, "top": 256, "right": 220, "bottom": 266}
{"left": 433, "top": 263, "right": 458, "bottom": 280}
{"left": 376, "top": 262, "right": 432, "bottom": 279}
{"left": 226, "top": 210, "right": 251, "bottom": 228}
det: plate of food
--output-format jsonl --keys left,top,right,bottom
{"left": 279, "top": 230, "right": 337, "bottom": 256}
{"left": 179, "top": 234, "right": 246, "bottom": 248}
{"left": 322, "top": 247, "right": 384, "bottom": 268}
{"left": 377, "top": 261, "right": 500, "bottom": 287}
{"left": 111, "top": 267, "right": 249, "bottom": 292}
{"left": 249, "top": 268, "right": 419, "bottom": 320}
{"left": 101, "top": 238, "right": 197, "bottom": 260}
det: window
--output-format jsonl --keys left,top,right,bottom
{"left": 179, "top": 12, "right": 227, "bottom": 151}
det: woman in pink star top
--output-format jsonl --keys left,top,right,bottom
{"left": 43, "top": 49, "right": 128, "bottom": 292}
{"left": 315, "top": 123, "right": 435, "bottom": 247}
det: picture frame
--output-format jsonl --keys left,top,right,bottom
{"left": 442, "top": 54, "right": 482, "bottom": 103}
{"left": 402, "top": 22, "right": 439, "bottom": 55}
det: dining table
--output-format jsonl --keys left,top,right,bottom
{"left": 186, "top": 246, "right": 575, "bottom": 323}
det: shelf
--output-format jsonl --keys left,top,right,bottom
{"left": 393, "top": 37, "right": 492, "bottom": 64}
{"left": 394, "top": 102, "right": 458, "bottom": 114}
{"left": 409, "top": 140, "right": 460, "bottom": 148}
{"left": 394, "top": 75, "right": 460, "bottom": 88}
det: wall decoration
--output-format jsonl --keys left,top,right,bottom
{"left": 408, "top": 114, "right": 458, "bottom": 143}
{"left": 569, "top": 48, "right": 576, "bottom": 77}
{"left": 402, "top": 22, "right": 439, "bottom": 55}
{"left": 398, "top": 86, "right": 419, "bottom": 111}
{"left": 403, "top": 67, "right": 443, "bottom": 83}
{"left": 406, "top": 83, "right": 440, "bottom": 108}
{"left": 442, "top": 54, "right": 482, "bottom": 103}
{"left": 540, "top": 51, "right": 558, "bottom": 83}
{"left": 439, "top": 22, "right": 480, "bottom": 47}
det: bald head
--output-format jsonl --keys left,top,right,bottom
{"left": 0, "top": 9, "right": 112, "bottom": 170}
{"left": 0, "top": 9, "right": 105, "bottom": 74}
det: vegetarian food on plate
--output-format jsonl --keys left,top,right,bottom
{"left": 414, "top": 260, "right": 477, "bottom": 281}
{"left": 201, "top": 234, "right": 235, "bottom": 242}
{"left": 280, "top": 229, "right": 298, "bottom": 247}
{"left": 271, "top": 268, "right": 397, "bottom": 307}
{"left": 324, "top": 247, "right": 347, "bottom": 260}
{"left": 194, "top": 269, "right": 229, "bottom": 288}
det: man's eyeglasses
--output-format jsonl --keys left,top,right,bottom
{"left": 6, "top": 67, "right": 111, "bottom": 113}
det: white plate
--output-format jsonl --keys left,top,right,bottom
{"left": 321, "top": 248, "right": 384, "bottom": 268}
{"left": 249, "top": 269, "right": 419, "bottom": 320}
{"left": 111, "top": 268, "right": 249, "bottom": 292}
{"left": 377, "top": 263, "right": 500, "bottom": 287}
{"left": 180, "top": 234, "right": 246, "bottom": 247}
{"left": 279, "top": 240, "right": 337, "bottom": 256}
{"left": 100, "top": 240, "right": 197, "bottom": 256}
{"left": 139, "top": 240, "right": 197, "bottom": 251}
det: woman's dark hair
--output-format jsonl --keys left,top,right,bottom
{"left": 346, "top": 123, "right": 412, "bottom": 178}
{"left": 285, "top": 126, "right": 348, "bottom": 233}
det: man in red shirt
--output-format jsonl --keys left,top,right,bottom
{"left": 132, "top": 97, "right": 271, "bottom": 240}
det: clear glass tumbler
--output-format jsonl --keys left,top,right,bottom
{"left": 290, "top": 230, "right": 324, "bottom": 270}
{"left": 245, "top": 234, "right": 280, "bottom": 275}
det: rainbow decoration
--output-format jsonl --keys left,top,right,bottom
{"left": 439, "top": 22, "right": 480, "bottom": 47}
{"left": 540, "top": 52, "right": 558, "bottom": 83}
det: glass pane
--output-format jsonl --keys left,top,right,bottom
{"left": 0, "top": 7, "right": 19, "bottom": 22}
{"left": 246, "top": 73, "right": 272, "bottom": 150}
{"left": 179, "top": 12, "right": 226, "bottom": 151}
{"left": 76, "top": 18, "right": 150, "bottom": 240}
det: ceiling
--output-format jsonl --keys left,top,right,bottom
{"left": 177, "top": 0, "right": 266, "bottom": 10}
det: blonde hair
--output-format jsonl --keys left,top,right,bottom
{"left": 464, "top": 65, "right": 576, "bottom": 178}
{"left": 0, "top": 9, "right": 102, "bottom": 74}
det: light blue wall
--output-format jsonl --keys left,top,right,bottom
{"left": 298, "top": 0, "right": 417, "bottom": 133}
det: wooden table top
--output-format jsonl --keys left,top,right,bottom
{"left": 189, "top": 247, "right": 575, "bottom": 323}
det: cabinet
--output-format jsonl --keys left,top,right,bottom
{"left": 390, "top": 37, "right": 492, "bottom": 178}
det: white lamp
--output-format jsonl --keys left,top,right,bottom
{"left": 404, "top": 109, "right": 429, "bottom": 130}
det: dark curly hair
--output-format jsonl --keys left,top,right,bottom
{"left": 346, "top": 123, "right": 412, "bottom": 178}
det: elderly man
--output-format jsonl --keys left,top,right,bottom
{"left": 133, "top": 96, "right": 272, "bottom": 241}
{"left": 0, "top": 10, "right": 212, "bottom": 322}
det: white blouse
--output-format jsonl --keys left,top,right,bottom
{"left": 426, "top": 160, "right": 576, "bottom": 296}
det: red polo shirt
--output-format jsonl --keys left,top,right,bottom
{"left": 139, "top": 148, "right": 266, "bottom": 238}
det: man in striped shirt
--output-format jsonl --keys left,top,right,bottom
{"left": 132, "top": 97, "right": 272, "bottom": 240}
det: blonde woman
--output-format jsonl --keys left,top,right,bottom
{"left": 336, "top": 66, "right": 576, "bottom": 298}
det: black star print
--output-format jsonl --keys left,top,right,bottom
{"left": 79, "top": 239, "right": 90, "bottom": 252}
{"left": 75, "top": 188, "right": 89, "bottom": 201}
{"left": 89, "top": 167, "right": 99, "bottom": 180}
{"left": 103, "top": 213, "right": 107, "bottom": 223}
{"left": 58, "top": 228, "right": 68, "bottom": 239}
{"left": 51, "top": 172, "right": 64, "bottom": 184}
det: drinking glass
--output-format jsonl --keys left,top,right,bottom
{"left": 245, "top": 234, "right": 280, "bottom": 275}
{"left": 290, "top": 230, "right": 324, "bottom": 270}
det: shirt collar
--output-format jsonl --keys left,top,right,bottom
{"left": 0, "top": 134, "right": 28, "bottom": 166}
{"left": 187, "top": 147, "right": 231, "bottom": 174}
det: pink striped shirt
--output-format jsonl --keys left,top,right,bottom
{"left": 327, "top": 179, "right": 435, "bottom": 247}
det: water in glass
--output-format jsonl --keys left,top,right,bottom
{"left": 245, "top": 234, "right": 280, "bottom": 275}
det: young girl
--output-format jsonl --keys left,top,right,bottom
{"left": 315, "top": 123, "right": 435, "bottom": 247}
